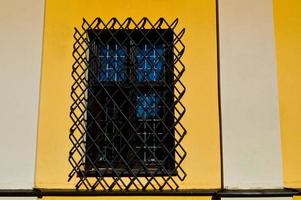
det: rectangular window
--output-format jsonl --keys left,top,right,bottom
{"left": 86, "top": 29, "right": 175, "bottom": 176}
{"left": 70, "top": 18, "right": 186, "bottom": 190}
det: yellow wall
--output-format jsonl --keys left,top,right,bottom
{"left": 274, "top": 0, "right": 301, "bottom": 188}
{"left": 35, "top": 0, "right": 220, "bottom": 189}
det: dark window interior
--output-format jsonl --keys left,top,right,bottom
{"left": 85, "top": 29, "right": 175, "bottom": 176}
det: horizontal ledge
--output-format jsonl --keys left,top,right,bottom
{"left": 0, "top": 188, "right": 299, "bottom": 197}
{"left": 40, "top": 189, "right": 218, "bottom": 196}
{"left": 218, "top": 189, "right": 299, "bottom": 197}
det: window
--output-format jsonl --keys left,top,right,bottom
{"left": 86, "top": 29, "right": 175, "bottom": 176}
{"left": 69, "top": 18, "right": 186, "bottom": 191}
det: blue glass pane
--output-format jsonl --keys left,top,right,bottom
{"left": 136, "top": 44, "right": 163, "bottom": 81}
{"left": 136, "top": 94, "right": 160, "bottom": 119}
{"left": 99, "top": 44, "right": 126, "bottom": 81}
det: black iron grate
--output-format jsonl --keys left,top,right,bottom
{"left": 69, "top": 17, "right": 186, "bottom": 191}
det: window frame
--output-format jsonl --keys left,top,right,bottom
{"left": 84, "top": 29, "right": 176, "bottom": 177}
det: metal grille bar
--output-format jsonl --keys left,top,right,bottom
{"left": 69, "top": 17, "right": 186, "bottom": 191}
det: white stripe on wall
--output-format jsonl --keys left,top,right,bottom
{"left": 218, "top": 0, "right": 283, "bottom": 188}
{"left": 0, "top": 0, "right": 45, "bottom": 189}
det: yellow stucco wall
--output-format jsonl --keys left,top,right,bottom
{"left": 274, "top": 0, "right": 301, "bottom": 188}
{"left": 35, "top": 0, "right": 221, "bottom": 189}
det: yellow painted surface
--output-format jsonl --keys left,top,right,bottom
{"left": 294, "top": 197, "right": 301, "bottom": 200}
{"left": 43, "top": 197, "right": 211, "bottom": 200}
{"left": 274, "top": 0, "right": 301, "bottom": 188}
{"left": 36, "top": 0, "right": 220, "bottom": 189}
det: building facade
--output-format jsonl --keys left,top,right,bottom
{"left": 0, "top": 0, "right": 301, "bottom": 199}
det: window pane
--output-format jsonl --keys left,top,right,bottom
{"left": 99, "top": 44, "right": 126, "bottom": 81}
{"left": 136, "top": 94, "right": 165, "bottom": 164}
{"left": 136, "top": 94, "right": 160, "bottom": 119}
{"left": 136, "top": 126, "right": 164, "bottom": 163}
{"left": 136, "top": 44, "right": 164, "bottom": 81}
